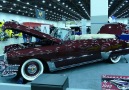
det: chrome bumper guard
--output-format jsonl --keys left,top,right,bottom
{"left": 0, "top": 54, "right": 20, "bottom": 78}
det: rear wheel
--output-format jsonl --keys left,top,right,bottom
{"left": 110, "top": 56, "right": 121, "bottom": 63}
{"left": 21, "top": 59, "right": 44, "bottom": 81}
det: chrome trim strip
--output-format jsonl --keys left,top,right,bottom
{"left": 101, "top": 52, "right": 111, "bottom": 60}
{"left": 47, "top": 59, "right": 103, "bottom": 72}
{"left": 47, "top": 61, "right": 57, "bottom": 71}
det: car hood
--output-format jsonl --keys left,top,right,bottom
{"left": 99, "top": 23, "right": 127, "bottom": 35}
{"left": 3, "top": 21, "right": 61, "bottom": 44}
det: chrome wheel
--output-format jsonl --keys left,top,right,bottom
{"left": 110, "top": 56, "right": 121, "bottom": 63}
{"left": 21, "top": 59, "right": 44, "bottom": 81}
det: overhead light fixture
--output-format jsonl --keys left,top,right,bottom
{"left": 42, "top": 0, "right": 45, "bottom": 3}
{"left": 10, "top": 8, "right": 13, "bottom": 10}
{"left": 54, "top": 6, "right": 56, "bottom": 8}
{"left": 57, "top": 0, "right": 60, "bottom": 1}
{"left": 9, "top": 11, "right": 11, "bottom": 12}
{"left": 3, "top": 1, "right": 6, "bottom": 3}
{"left": 66, "top": 5, "right": 68, "bottom": 7}
{"left": 17, "top": 0, "right": 20, "bottom": 1}
{"left": 41, "top": 7, "right": 43, "bottom": 9}
{"left": 35, "top": 5, "right": 37, "bottom": 8}
{"left": 18, "top": 10, "right": 21, "bottom": 11}
{"left": 49, "top": 4, "right": 52, "bottom": 6}
{"left": 0, "top": 5, "right": 2, "bottom": 7}
{"left": 13, "top": 3, "right": 16, "bottom": 6}
{"left": 23, "top": 6, "right": 26, "bottom": 8}
{"left": 27, "top": 2, "right": 29, "bottom": 5}
{"left": 62, "top": 2, "right": 65, "bottom": 5}
{"left": 0, "top": 9, "right": 2, "bottom": 10}
{"left": 78, "top": 1, "right": 81, "bottom": 3}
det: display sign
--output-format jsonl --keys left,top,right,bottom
{"left": 0, "top": 60, "right": 20, "bottom": 77}
{"left": 35, "top": 9, "right": 45, "bottom": 19}
{"left": 102, "top": 75, "right": 129, "bottom": 90}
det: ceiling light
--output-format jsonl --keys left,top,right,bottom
{"left": 16, "top": 12, "right": 18, "bottom": 14}
{"left": 54, "top": 6, "right": 56, "bottom": 8}
{"left": 9, "top": 11, "right": 11, "bottom": 12}
{"left": 10, "top": 8, "right": 13, "bottom": 10}
{"left": 35, "top": 5, "right": 37, "bottom": 8}
{"left": 0, "top": 9, "right": 2, "bottom": 10}
{"left": 41, "top": 7, "right": 43, "bottom": 9}
{"left": 78, "top": 1, "right": 81, "bottom": 3}
{"left": 62, "top": 2, "right": 65, "bottom": 5}
{"left": 18, "top": 10, "right": 20, "bottom": 11}
{"left": 30, "top": 8, "right": 32, "bottom": 10}
{"left": 110, "top": 1, "right": 113, "bottom": 4}
{"left": 42, "top": 0, "right": 45, "bottom": 3}
{"left": 23, "top": 6, "right": 26, "bottom": 8}
{"left": 49, "top": 4, "right": 52, "bottom": 6}
{"left": 80, "top": 4, "right": 83, "bottom": 6}
{"left": 66, "top": 5, "right": 68, "bottom": 7}
{"left": 0, "top": 5, "right": 2, "bottom": 7}
{"left": 13, "top": 3, "right": 16, "bottom": 6}
{"left": 17, "top": 0, "right": 20, "bottom": 1}
{"left": 57, "top": 0, "right": 60, "bottom": 1}
{"left": 3, "top": 1, "right": 6, "bottom": 3}
{"left": 27, "top": 2, "right": 29, "bottom": 4}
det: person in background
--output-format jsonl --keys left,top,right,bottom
{"left": 87, "top": 27, "right": 91, "bottom": 34}
{"left": 34, "top": 26, "right": 41, "bottom": 42}
{"left": 23, "top": 33, "right": 27, "bottom": 43}
{"left": 28, "top": 26, "right": 33, "bottom": 43}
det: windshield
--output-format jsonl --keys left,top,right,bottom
{"left": 51, "top": 28, "right": 72, "bottom": 41}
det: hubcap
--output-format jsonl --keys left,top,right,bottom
{"left": 27, "top": 64, "right": 37, "bottom": 75}
{"left": 112, "top": 56, "right": 117, "bottom": 60}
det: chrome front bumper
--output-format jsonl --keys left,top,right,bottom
{"left": 0, "top": 54, "right": 20, "bottom": 78}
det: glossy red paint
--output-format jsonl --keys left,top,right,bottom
{"left": 99, "top": 23, "right": 127, "bottom": 35}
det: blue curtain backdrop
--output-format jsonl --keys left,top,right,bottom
{"left": 35, "top": 9, "right": 45, "bottom": 19}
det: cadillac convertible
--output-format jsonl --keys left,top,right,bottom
{"left": 0, "top": 21, "right": 129, "bottom": 81}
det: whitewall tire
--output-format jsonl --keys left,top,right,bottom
{"left": 21, "top": 59, "right": 44, "bottom": 81}
{"left": 110, "top": 56, "right": 121, "bottom": 63}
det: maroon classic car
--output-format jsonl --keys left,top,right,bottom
{"left": 0, "top": 21, "right": 129, "bottom": 81}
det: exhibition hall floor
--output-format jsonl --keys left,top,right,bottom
{"left": 1, "top": 38, "right": 129, "bottom": 90}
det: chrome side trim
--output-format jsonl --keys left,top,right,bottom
{"left": 101, "top": 51, "right": 112, "bottom": 60}
{"left": 47, "top": 61, "right": 57, "bottom": 71}
{"left": 47, "top": 59, "right": 103, "bottom": 72}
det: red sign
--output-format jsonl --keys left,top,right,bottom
{"left": 102, "top": 75, "right": 129, "bottom": 90}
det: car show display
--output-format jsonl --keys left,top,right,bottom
{"left": 102, "top": 75, "right": 129, "bottom": 90}
{"left": 0, "top": 21, "right": 129, "bottom": 82}
{"left": 31, "top": 74, "right": 68, "bottom": 90}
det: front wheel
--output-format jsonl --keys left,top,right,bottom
{"left": 110, "top": 55, "right": 121, "bottom": 63}
{"left": 21, "top": 59, "right": 44, "bottom": 81}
